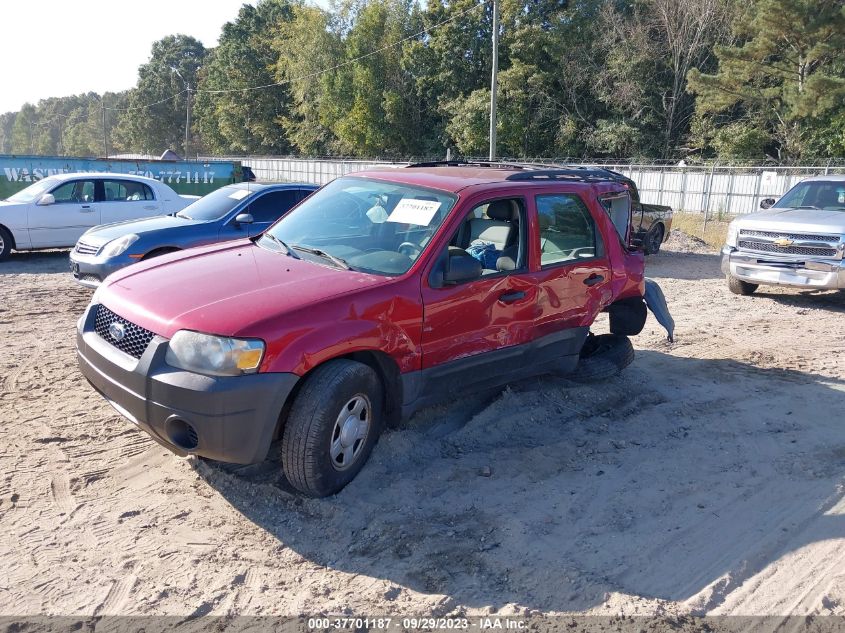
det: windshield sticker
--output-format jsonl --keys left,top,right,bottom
{"left": 228, "top": 189, "right": 250, "bottom": 200}
{"left": 387, "top": 199, "right": 441, "bottom": 226}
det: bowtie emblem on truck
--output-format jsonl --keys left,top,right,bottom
{"left": 773, "top": 238, "right": 794, "bottom": 247}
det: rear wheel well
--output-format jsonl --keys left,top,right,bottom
{"left": 272, "top": 350, "right": 403, "bottom": 441}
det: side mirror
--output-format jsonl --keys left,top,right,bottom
{"left": 444, "top": 254, "right": 482, "bottom": 284}
{"left": 234, "top": 213, "right": 254, "bottom": 225}
{"left": 38, "top": 193, "right": 55, "bottom": 206}
{"left": 760, "top": 198, "right": 776, "bottom": 210}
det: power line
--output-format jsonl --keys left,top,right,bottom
{"left": 197, "top": 2, "right": 484, "bottom": 95}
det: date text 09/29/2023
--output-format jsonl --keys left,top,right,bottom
{"left": 306, "top": 617, "right": 527, "bottom": 630}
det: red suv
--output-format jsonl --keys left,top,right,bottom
{"left": 77, "top": 163, "right": 668, "bottom": 496}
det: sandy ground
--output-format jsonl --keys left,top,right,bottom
{"left": 1, "top": 233, "right": 844, "bottom": 619}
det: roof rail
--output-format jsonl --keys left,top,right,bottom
{"left": 404, "top": 160, "right": 634, "bottom": 186}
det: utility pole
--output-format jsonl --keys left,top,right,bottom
{"left": 185, "top": 84, "right": 191, "bottom": 160}
{"left": 172, "top": 67, "right": 192, "bottom": 159}
{"left": 488, "top": 0, "right": 499, "bottom": 162}
{"left": 102, "top": 101, "right": 108, "bottom": 158}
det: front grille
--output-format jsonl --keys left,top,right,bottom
{"left": 94, "top": 305, "right": 155, "bottom": 359}
{"left": 739, "top": 229, "right": 841, "bottom": 243}
{"left": 737, "top": 240, "right": 837, "bottom": 257}
{"left": 75, "top": 240, "right": 100, "bottom": 255}
{"left": 76, "top": 273, "right": 101, "bottom": 284}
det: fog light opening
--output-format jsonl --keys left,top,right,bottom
{"left": 166, "top": 418, "right": 199, "bottom": 450}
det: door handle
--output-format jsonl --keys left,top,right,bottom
{"left": 499, "top": 290, "right": 526, "bottom": 303}
{"left": 583, "top": 274, "right": 604, "bottom": 286}
{"left": 144, "top": 205, "right": 157, "bottom": 210}
{"left": 80, "top": 206, "right": 94, "bottom": 213}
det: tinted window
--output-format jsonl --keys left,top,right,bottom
{"left": 51, "top": 180, "right": 96, "bottom": 204}
{"left": 536, "top": 194, "right": 600, "bottom": 265}
{"left": 244, "top": 190, "right": 300, "bottom": 223}
{"left": 103, "top": 180, "right": 154, "bottom": 202}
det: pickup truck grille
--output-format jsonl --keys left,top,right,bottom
{"left": 737, "top": 240, "right": 837, "bottom": 257}
{"left": 94, "top": 304, "right": 155, "bottom": 359}
{"left": 739, "top": 229, "right": 840, "bottom": 243}
{"left": 75, "top": 240, "right": 100, "bottom": 255}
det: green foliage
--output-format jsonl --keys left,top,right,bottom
{"left": 688, "top": 0, "right": 845, "bottom": 160}
{"left": 119, "top": 34, "right": 207, "bottom": 156}
{"left": 194, "top": 0, "right": 295, "bottom": 155}
{"left": 3, "top": 0, "right": 845, "bottom": 162}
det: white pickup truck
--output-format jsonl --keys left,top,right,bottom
{"left": 721, "top": 176, "right": 845, "bottom": 295}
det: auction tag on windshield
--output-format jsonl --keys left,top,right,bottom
{"left": 228, "top": 189, "right": 250, "bottom": 200}
{"left": 387, "top": 199, "right": 441, "bottom": 226}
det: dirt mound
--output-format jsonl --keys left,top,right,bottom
{"left": 662, "top": 229, "right": 714, "bottom": 254}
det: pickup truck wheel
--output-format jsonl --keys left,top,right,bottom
{"left": 727, "top": 275, "right": 758, "bottom": 296}
{"left": 644, "top": 224, "right": 664, "bottom": 255}
{"left": 571, "top": 333, "right": 635, "bottom": 382}
{"left": 281, "top": 360, "right": 383, "bottom": 497}
{"left": 0, "top": 226, "right": 12, "bottom": 261}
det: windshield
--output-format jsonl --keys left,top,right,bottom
{"left": 260, "top": 176, "right": 457, "bottom": 275}
{"left": 176, "top": 185, "right": 255, "bottom": 221}
{"left": 774, "top": 181, "right": 845, "bottom": 211}
{"left": 6, "top": 177, "right": 61, "bottom": 203}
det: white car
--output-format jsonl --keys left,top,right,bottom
{"left": 0, "top": 173, "right": 199, "bottom": 260}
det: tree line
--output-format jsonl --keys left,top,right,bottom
{"left": 1, "top": 0, "right": 843, "bottom": 163}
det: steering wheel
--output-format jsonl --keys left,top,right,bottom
{"left": 398, "top": 241, "right": 421, "bottom": 259}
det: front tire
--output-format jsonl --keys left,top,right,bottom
{"left": 727, "top": 275, "right": 758, "bottom": 296}
{"left": 0, "top": 226, "right": 13, "bottom": 261}
{"left": 281, "top": 360, "right": 383, "bottom": 497}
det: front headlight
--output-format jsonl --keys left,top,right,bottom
{"left": 101, "top": 234, "right": 139, "bottom": 258}
{"left": 165, "top": 330, "right": 265, "bottom": 377}
{"left": 725, "top": 221, "right": 739, "bottom": 248}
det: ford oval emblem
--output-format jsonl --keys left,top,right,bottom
{"left": 108, "top": 322, "right": 126, "bottom": 342}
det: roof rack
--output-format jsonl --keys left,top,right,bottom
{"left": 405, "top": 160, "right": 633, "bottom": 185}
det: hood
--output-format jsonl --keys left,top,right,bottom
{"left": 98, "top": 239, "right": 388, "bottom": 339}
{"left": 736, "top": 207, "right": 845, "bottom": 236}
{"left": 79, "top": 215, "right": 202, "bottom": 245}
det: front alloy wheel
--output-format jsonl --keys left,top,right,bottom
{"left": 330, "top": 394, "right": 372, "bottom": 470}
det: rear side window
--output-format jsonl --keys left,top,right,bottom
{"left": 244, "top": 189, "right": 300, "bottom": 223}
{"left": 103, "top": 180, "right": 154, "bottom": 202}
{"left": 536, "top": 194, "right": 601, "bottom": 266}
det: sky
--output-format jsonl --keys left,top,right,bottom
{"left": 0, "top": 0, "right": 258, "bottom": 114}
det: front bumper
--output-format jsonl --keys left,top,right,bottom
{"left": 721, "top": 246, "right": 845, "bottom": 290}
{"left": 76, "top": 303, "right": 299, "bottom": 464}
{"left": 69, "top": 251, "right": 130, "bottom": 289}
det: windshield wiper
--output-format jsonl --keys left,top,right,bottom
{"left": 262, "top": 233, "right": 299, "bottom": 258}
{"left": 176, "top": 211, "right": 192, "bottom": 219}
{"left": 795, "top": 205, "right": 820, "bottom": 209}
{"left": 291, "top": 244, "right": 350, "bottom": 270}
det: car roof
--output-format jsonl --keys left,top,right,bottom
{"left": 40, "top": 172, "right": 163, "bottom": 184}
{"left": 800, "top": 175, "right": 845, "bottom": 183}
{"left": 350, "top": 163, "right": 632, "bottom": 194}
{"left": 225, "top": 181, "right": 318, "bottom": 191}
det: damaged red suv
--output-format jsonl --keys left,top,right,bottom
{"left": 77, "top": 163, "right": 671, "bottom": 496}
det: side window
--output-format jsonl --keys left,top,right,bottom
{"left": 244, "top": 190, "right": 300, "bottom": 223}
{"left": 536, "top": 194, "right": 601, "bottom": 266}
{"left": 103, "top": 180, "right": 154, "bottom": 202}
{"left": 50, "top": 180, "right": 96, "bottom": 204}
{"left": 444, "top": 197, "right": 526, "bottom": 275}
